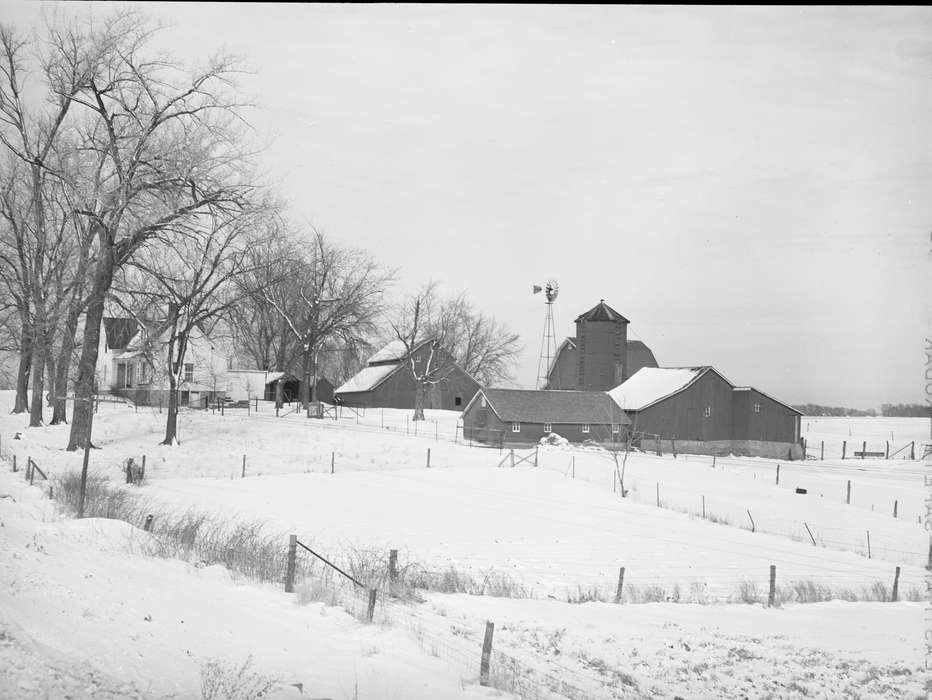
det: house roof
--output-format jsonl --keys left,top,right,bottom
{"left": 574, "top": 300, "right": 629, "bottom": 324}
{"left": 733, "top": 386, "right": 804, "bottom": 415}
{"left": 476, "top": 388, "right": 630, "bottom": 425}
{"left": 103, "top": 317, "right": 138, "bottom": 349}
{"left": 609, "top": 366, "right": 725, "bottom": 411}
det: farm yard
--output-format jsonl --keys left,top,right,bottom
{"left": 0, "top": 392, "right": 927, "bottom": 699}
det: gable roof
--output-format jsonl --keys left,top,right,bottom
{"left": 609, "top": 366, "right": 733, "bottom": 411}
{"left": 575, "top": 300, "right": 629, "bottom": 324}
{"left": 733, "top": 386, "right": 804, "bottom": 415}
{"left": 103, "top": 317, "right": 138, "bottom": 349}
{"left": 474, "top": 388, "right": 630, "bottom": 425}
{"left": 335, "top": 363, "right": 399, "bottom": 394}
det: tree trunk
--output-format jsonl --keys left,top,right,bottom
{"left": 413, "top": 379, "right": 426, "bottom": 421}
{"left": 28, "top": 326, "right": 47, "bottom": 427}
{"left": 301, "top": 345, "right": 312, "bottom": 414}
{"left": 67, "top": 244, "right": 115, "bottom": 451}
{"left": 12, "top": 327, "right": 31, "bottom": 414}
{"left": 162, "top": 373, "right": 179, "bottom": 445}
{"left": 50, "top": 313, "right": 80, "bottom": 424}
{"left": 275, "top": 378, "right": 283, "bottom": 409}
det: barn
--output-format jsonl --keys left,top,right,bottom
{"left": 335, "top": 339, "right": 480, "bottom": 411}
{"left": 608, "top": 366, "right": 803, "bottom": 458}
{"left": 461, "top": 388, "right": 630, "bottom": 446}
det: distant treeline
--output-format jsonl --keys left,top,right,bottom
{"left": 792, "top": 403, "right": 929, "bottom": 418}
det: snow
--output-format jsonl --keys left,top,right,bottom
{"left": 335, "top": 363, "right": 399, "bottom": 394}
{"left": 608, "top": 367, "right": 705, "bottom": 410}
{"left": 0, "top": 391, "right": 926, "bottom": 698}
{"left": 366, "top": 340, "right": 409, "bottom": 364}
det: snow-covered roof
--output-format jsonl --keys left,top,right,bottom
{"left": 477, "top": 388, "right": 630, "bottom": 425}
{"left": 608, "top": 367, "right": 708, "bottom": 411}
{"left": 367, "top": 340, "right": 409, "bottom": 365}
{"left": 335, "top": 363, "right": 399, "bottom": 394}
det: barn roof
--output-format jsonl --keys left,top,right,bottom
{"left": 334, "top": 363, "right": 399, "bottom": 394}
{"left": 103, "top": 317, "right": 138, "bottom": 349}
{"left": 367, "top": 340, "right": 409, "bottom": 365}
{"left": 575, "top": 300, "right": 629, "bottom": 324}
{"left": 476, "top": 388, "right": 630, "bottom": 425}
{"left": 609, "top": 366, "right": 731, "bottom": 411}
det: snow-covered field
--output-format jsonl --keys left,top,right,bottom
{"left": 0, "top": 393, "right": 928, "bottom": 698}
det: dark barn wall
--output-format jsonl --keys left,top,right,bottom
{"left": 735, "top": 389, "right": 799, "bottom": 443}
{"left": 626, "top": 342, "right": 658, "bottom": 379}
{"left": 634, "top": 371, "right": 734, "bottom": 440}
{"left": 577, "top": 320, "right": 627, "bottom": 390}
{"left": 546, "top": 344, "right": 578, "bottom": 390}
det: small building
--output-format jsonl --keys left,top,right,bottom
{"left": 608, "top": 366, "right": 803, "bottom": 459}
{"left": 335, "top": 339, "right": 480, "bottom": 411}
{"left": 462, "top": 387, "right": 630, "bottom": 446}
{"left": 227, "top": 370, "right": 334, "bottom": 404}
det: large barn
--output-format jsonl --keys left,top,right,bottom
{"left": 335, "top": 339, "right": 480, "bottom": 411}
{"left": 544, "top": 300, "right": 658, "bottom": 390}
{"left": 462, "top": 387, "right": 630, "bottom": 446}
{"left": 608, "top": 366, "right": 803, "bottom": 459}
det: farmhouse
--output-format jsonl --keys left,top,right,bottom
{"left": 608, "top": 366, "right": 803, "bottom": 459}
{"left": 335, "top": 339, "right": 480, "bottom": 411}
{"left": 462, "top": 387, "right": 630, "bottom": 446}
{"left": 544, "top": 300, "right": 658, "bottom": 390}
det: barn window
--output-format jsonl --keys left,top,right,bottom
{"left": 544, "top": 423, "right": 552, "bottom": 433}
{"left": 480, "top": 395, "right": 487, "bottom": 407}
{"left": 754, "top": 402, "right": 760, "bottom": 413}
{"left": 704, "top": 406, "right": 712, "bottom": 418}
{"left": 512, "top": 423, "right": 521, "bottom": 433}
{"left": 454, "top": 395, "right": 462, "bottom": 407}
{"left": 581, "top": 424, "right": 590, "bottom": 434}
{"left": 612, "top": 424, "right": 620, "bottom": 434}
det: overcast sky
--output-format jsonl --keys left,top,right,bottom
{"left": 6, "top": 3, "right": 931, "bottom": 407}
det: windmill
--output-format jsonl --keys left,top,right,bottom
{"left": 534, "top": 280, "right": 560, "bottom": 389}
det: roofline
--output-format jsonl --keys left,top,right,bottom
{"left": 733, "top": 386, "right": 804, "bottom": 415}
{"left": 461, "top": 388, "right": 506, "bottom": 423}
{"left": 624, "top": 366, "right": 735, "bottom": 412}
{"left": 475, "top": 387, "right": 630, "bottom": 423}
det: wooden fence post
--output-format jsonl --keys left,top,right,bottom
{"left": 48, "top": 485, "right": 53, "bottom": 500}
{"left": 885, "top": 441, "right": 889, "bottom": 459}
{"left": 426, "top": 448, "right": 431, "bottom": 468}
{"left": 615, "top": 567, "right": 625, "bottom": 604}
{"left": 775, "top": 464, "right": 780, "bottom": 485}
{"left": 701, "top": 495, "right": 705, "bottom": 518}
{"left": 820, "top": 440, "right": 824, "bottom": 460}
{"left": 571, "top": 456, "right": 575, "bottom": 478}
{"left": 747, "top": 510, "right": 756, "bottom": 533}
{"left": 331, "top": 452, "right": 335, "bottom": 474}
{"left": 12, "top": 454, "right": 16, "bottom": 472}
{"left": 366, "top": 588, "right": 377, "bottom": 622}
{"left": 861, "top": 440, "right": 866, "bottom": 460}
{"left": 842, "top": 441, "right": 846, "bottom": 460}
{"left": 534, "top": 445, "right": 539, "bottom": 467}
{"left": 846, "top": 480, "right": 851, "bottom": 505}
{"left": 141, "top": 455, "right": 146, "bottom": 481}
{"left": 866, "top": 530, "right": 871, "bottom": 559}
{"left": 910, "top": 441, "right": 915, "bottom": 460}
{"left": 893, "top": 500, "right": 897, "bottom": 518}
{"left": 479, "top": 621, "right": 495, "bottom": 686}
{"left": 656, "top": 482, "right": 660, "bottom": 508}
{"left": 768, "top": 565, "right": 776, "bottom": 607}
{"left": 712, "top": 455, "right": 716, "bottom": 469}
{"left": 285, "top": 535, "right": 297, "bottom": 593}
{"left": 671, "top": 438, "right": 677, "bottom": 459}
{"left": 510, "top": 449, "right": 514, "bottom": 469}
{"left": 242, "top": 454, "right": 246, "bottom": 478}
{"left": 804, "top": 522, "right": 816, "bottom": 546}
{"left": 891, "top": 566, "right": 900, "bottom": 602}
{"left": 388, "top": 549, "right": 398, "bottom": 582}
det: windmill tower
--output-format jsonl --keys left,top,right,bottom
{"left": 534, "top": 280, "right": 559, "bottom": 389}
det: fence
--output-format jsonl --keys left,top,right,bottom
{"left": 803, "top": 438, "right": 916, "bottom": 461}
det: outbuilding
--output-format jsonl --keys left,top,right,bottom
{"left": 462, "top": 387, "right": 630, "bottom": 446}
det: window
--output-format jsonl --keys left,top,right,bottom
{"left": 512, "top": 423, "right": 521, "bottom": 433}
{"left": 753, "top": 402, "right": 761, "bottom": 414}
{"left": 140, "top": 362, "right": 148, "bottom": 384}
{"left": 184, "top": 363, "right": 194, "bottom": 382}
{"left": 611, "top": 424, "right": 620, "bottom": 434}
{"left": 704, "top": 406, "right": 712, "bottom": 418}
{"left": 454, "top": 395, "right": 462, "bottom": 407}
{"left": 124, "top": 363, "right": 135, "bottom": 388}
{"left": 544, "top": 423, "right": 552, "bottom": 433}
{"left": 480, "top": 395, "right": 487, "bottom": 407}
{"left": 581, "top": 424, "right": 590, "bottom": 434}
{"left": 227, "top": 356, "right": 234, "bottom": 370}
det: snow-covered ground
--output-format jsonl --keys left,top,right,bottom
{"left": 0, "top": 393, "right": 928, "bottom": 698}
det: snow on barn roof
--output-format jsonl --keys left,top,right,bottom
{"left": 335, "top": 363, "right": 399, "bottom": 394}
{"left": 367, "top": 340, "right": 409, "bottom": 364}
{"left": 478, "top": 388, "right": 630, "bottom": 425}
{"left": 609, "top": 367, "right": 711, "bottom": 411}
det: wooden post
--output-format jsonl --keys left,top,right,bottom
{"left": 48, "top": 485, "right": 53, "bottom": 500}
{"left": 866, "top": 530, "right": 871, "bottom": 559}
{"left": 893, "top": 500, "right": 897, "bottom": 518}
{"left": 701, "top": 495, "right": 705, "bottom": 518}
{"left": 143, "top": 514, "right": 153, "bottom": 531}
{"left": 435, "top": 422, "right": 438, "bottom": 441}
{"left": 614, "top": 567, "right": 625, "bottom": 604}
{"left": 910, "top": 441, "right": 915, "bottom": 460}
{"left": 366, "top": 588, "right": 377, "bottom": 622}
{"left": 671, "top": 438, "right": 677, "bottom": 459}
{"left": 141, "top": 455, "right": 146, "bottom": 481}
{"left": 768, "top": 565, "right": 776, "bottom": 607}
{"left": 613, "top": 470, "right": 617, "bottom": 493}
{"left": 388, "top": 549, "right": 398, "bottom": 582}
{"left": 534, "top": 445, "right": 539, "bottom": 467}
{"left": 285, "top": 535, "right": 297, "bottom": 593}
{"left": 885, "top": 441, "right": 889, "bottom": 459}
{"left": 891, "top": 566, "right": 900, "bottom": 602}
{"left": 510, "top": 449, "right": 514, "bottom": 468}
{"left": 841, "top": 440, "right": 846, "bottom": 460}
{"left": 747, "top": 509, "right": 755, "bottom": 533}
{"left": 331, "top": 452, "right": 335, "bottom": 474}
{"left": 426, "top": 448, "right": 431, "bottom": 468}
{"left": 479, "top": 621, "right": 495, "bottom": 686}
{"left": 571, "top": 456, "right": 575, "bottom": 478}
{"left": 656, "top": 482, "right": 660, "bottom": 508}
{"left": 861, "top": 440, "right": 866, "bottom": 460}
{"left": 712, "top": 455, "right": 716, "bottom": 469}
{"left": 804, "top": 522, "right": 816, "bottom": 546}
{"left": 12, "top": 454, "right": 16, "bottom": 472}
{"left": 775, "top": 464, "right": 780, "bottom": 485}
{"left": 820, "top": 440, "right": 824, "bottom": 460}
{"left": 846, "top": 480, "right": 851, "bottom": 504}
{"left": 242, "top": 454, "right": 246, "bottom": 478}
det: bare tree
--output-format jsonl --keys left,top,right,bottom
{"left": 262, "top": 229, "right": 393, "bottom": 415}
